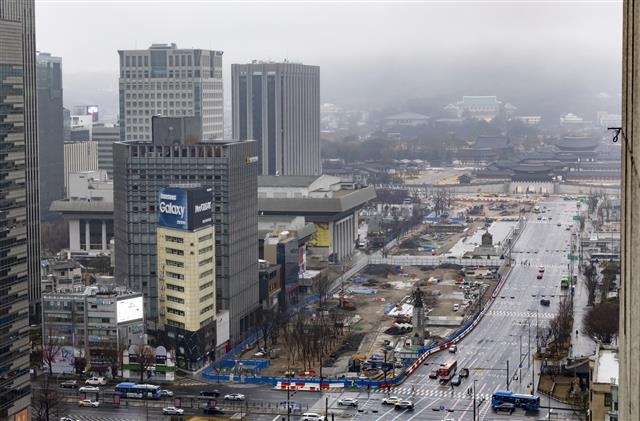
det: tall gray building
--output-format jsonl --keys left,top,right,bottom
{"left": 118, "top": 43, "right": 224, "bottom": 142}
{"left": 232, "top": 61, "right": 321, "bottom": 176}
{"left": 114, "top": 117, "right": 259, "bottom": 342}
{"left": 1, "top": 0, "right": 41, "bottom": 323}
{"left": 92, "top": 126, "right": 119, "bottom": 178}
{"left": 37, "top": 52, "right": 65, "bottom": 220}
{"left": 0, "top": 1, "right": 37, "bottom": 418}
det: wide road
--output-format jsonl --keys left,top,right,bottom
{"left": 316, "top": 198, "right": 582, "bottom": 421}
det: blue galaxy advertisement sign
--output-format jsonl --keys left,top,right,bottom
{"left": 158, "top": 187, "right": 212, "bottom": 230}
{"left": 159, "top": 188, "right": 189, "bottom": 230}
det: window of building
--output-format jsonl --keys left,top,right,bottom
{"left": 199, "top": 257, "right": 213, "bottom": 266}
{"left": 199, "top": 281, "right": 213, "bottom": 290}
{"left": 605, "top": 393, "right": 612, "bottom": 408}
{"left": 198, "top": 245, "right": 213, "bottom": 254}
{"left": 167, "top": 307, "right": 185, "bottom": 316}
{"left": 199, "top": 292, "right": 214, "bottom": 303}
{"left": 166, "top": 284, "right": 184, "bottom": 292}
{"left": 165, "top": 235, "right": 184, "bottom": 243}
{"left": 167, "top": 320, "right": 185, "bottom": 329}
{"left": 166, "top": 295, "right": 184, "bottom": 304}
{"left": 166, "top": 271, "right": 184, "bottom": 280}
{"left": 165, "top": 259, "right": 184, "bottom": 268}
{"left": 200, "top": 305, "right": 214, "bottom": 314}
{"left": 199, "top": 269, "right": 213, "bottom": 279}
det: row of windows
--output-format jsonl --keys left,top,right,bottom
{"left": 199, "top": 292, "right": 214, "bottom": 303}
{"left": 199, "top": 281, "right": 213, "bottom": 291}
{"left": 165, "top": 235, "right": 184, "bottom": 244}
{"left": 126, "top": 92, "right": 193, "bottom": 100}
{"left": 199, "top": 317, "right": 213, "bottom": 328}
{"left": 167, "top": 319, "right": 185, "bottom": 329}
{"left": 165, "top": 247, "right": 184, "bottom": 256}
{"left": 199, "top": 269, "right": 213, "bottom": 279}
{"left": 166, "top": 271, "right": 184, "bottom": 280}
{"left": 198, "top": 233, "right": 213, "bottom": 242}
{"left": 126, "top": 100, "right": 194, "bottom": 108}
{"left": 165, "top": 259, "right": 184, "bottom": 268}
{"left": 166, "top": 283, "right": 184, "bottom": 292}
{"left": 124, "top": 81, "right": 195, "bottom": 90}
{"left": 199, "top": 245, "right": 213, "bottom": 254}
{"left": 166, "top": 295, "right": 184, "bottom": 304}
{"left": 200, "top": 305, "right": 214, "bottom": 314}
{"left": 167, "top": 307, "right": 185, "bottom": 316}
{"left": 199, "top": 257, "right": 213, "bottom": 266}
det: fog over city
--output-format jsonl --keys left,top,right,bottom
{"left": 36, "top": 1, "right": 622, "bottom": 121}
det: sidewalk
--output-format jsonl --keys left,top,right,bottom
{"left": 571, "top": 220, "right": 597, "bottom": 358}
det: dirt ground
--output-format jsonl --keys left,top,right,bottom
{"left": 242, "top": 263, "right": 493, "bottom": 380}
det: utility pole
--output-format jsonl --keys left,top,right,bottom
{"left": 506, "top": 360, "right": 510, "bottom": 391}
{"left": 473, "top": 379, "right": 477, "bottom": 421}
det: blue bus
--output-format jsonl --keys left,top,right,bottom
{"left": 114, "top": 382, "right": 161, "bottom": 399}
{"left": 491, "top": 390, "right": 540, "bottom": 412}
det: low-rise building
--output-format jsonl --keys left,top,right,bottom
{"left": 589, "top": 347, "right": 619, "bottom": 421}
{"left": 42, "top": 284, "right": 144, "bottom": 377}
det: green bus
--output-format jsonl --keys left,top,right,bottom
{"left": 560, "top": 273, "right": 569, "bottom": 289}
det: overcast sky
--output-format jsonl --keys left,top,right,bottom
{"left": 34, "top": 1, "right": 623, "bottom": 117}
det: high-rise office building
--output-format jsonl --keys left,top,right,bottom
{"left": 36, "top": 52, "right": 65, "bottom": 221}
{"left": 156, "top": 186, "right": 216, "bottom": 370}
{"left": 1, "top": 0, "right": 41, "bottom": 326}
{"left": 114, "top": 117, "right": 259, "bottom": 342}
{"left": 92, "top": 126, "right": 119, "bottom": 178}
{"left": 118, "top": 43, "right": 223, "bottom": 142}
{"left": 231, "top": 61, "right": 321, "bottom": 176}
{"left": 0, "top": 1, "right": 37, "bottom": 418}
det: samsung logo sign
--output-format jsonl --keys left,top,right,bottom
{"left": 159, "top": 201, "right": 185, "bottom": 218}
{"left": 160, "top": 193, "right": 177, "bottom": 201}
{"left": 194, "top": 202, "right": 212, "bottom": 213}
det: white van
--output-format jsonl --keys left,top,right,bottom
{"left": 452, "top": 304, "right": 460, "bottom": 312}
{"left": 302, "top": 413, "right": 325, "bottom": 421}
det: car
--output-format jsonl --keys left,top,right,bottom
{"left": 493, "top": 402, "right": 516, "bottom": 413}
{"left": 203, "top": 406, "right": 224, "bottom": 415}
{"left": 429, "top": 370, "right": 438, "bottom": 379}
{"left": 59, "top": 380, "right": 78, "bottom": 389}
{"left": 452, "top": 304, "right": 460, "bottom": 312}
{"left": 338, "top": 397, "right": 358, "bottom": 407}
{"left": 85, "top": 377, "right": 106, "bottom": 386}
{"left": 536, "top": 273, "right": 543, "bottom": 279}
{"left": 459, "top": 368, "right": 470, "bottom": 378}
{"left": 539, "top": 266, "right": 545, "bottom": 272}
{"left": 450, "top": 374, "right": 462, "bottom": 386}
{"left": 78, "top": 386, "right": 99, "bottom": 393}
{"left": 540, "top": 299, "right": 551, "bottom": 306}
{"left": 448, "top": 345, "right": 457, "bottom": 353}
{"left": 59, "top": 417, "right": 79, "bottom": 421}
{"left": 78, "top": 399, "right": 99, "bottom": 407}
{"left": 382, "top": 396, "right": 401, "bottom": 405}
{"left": 394, "top": 400, "right": 414, "bottom": 411}
{"left": 565, "top": 227, "right": 571, "bottom": 231}
{"left": 200, "top": 390, "right": 220, "bottom": 397}
{"left": 159, "top": 389, "right": 174, "bottom": 397}
{"left": 223, "top": 393, "right": 245, "bottom": 401}
{"left": 557, "top": 223, "right": 562, "bottom": 227}
{"left": 162, "top": 406, "right": 184, "bottom": 415}
{"left": 301, "top": 413, "right": 325, "bottom": 421}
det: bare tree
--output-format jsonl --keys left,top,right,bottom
{"left": 314, "top": 274, "right": 332, "bottom": 308}
{"left": 31, "top": 375, "right": 64, "bottom": 421}
{"left": 42, "top": 327, "right": 64, "bottom": 377}
{"left": 582, "top": 302, "right": 619, "bottom": 344}
{"left": 130, "top": 341, "right": 156, "bottom": 383}
{"left": 547, "top": 297, "right": 573, "bottom": 356}
{"left": 583, "top": 263, "right": 598, "bottom": 306}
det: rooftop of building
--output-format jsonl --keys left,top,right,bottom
{"left": 385, "top": 112, "right": 430, "bottom": 121}
{"left": 458, "top": 96, "right": 501, "bottom": 106}
{"left": 258, "top": 175, "right": 321, "bottom": 188}
{"left": 594, "top": 348, "right": 619, "bottom": 384}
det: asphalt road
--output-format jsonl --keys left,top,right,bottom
{"left": 308, "top": 198, "right": 584, "bottom": 421}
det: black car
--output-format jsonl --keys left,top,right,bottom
{"left": 540, "top": 299, "right": 551, "bottom": 306}
{"left": 200, "top": 390, "right": 220, "bottom": 397}
{"left": 203, "top": 406, "right": 224, "bottom": 415}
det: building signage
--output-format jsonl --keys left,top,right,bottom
{"left": 158, "top": 187, "right": 213, "bottom": 231}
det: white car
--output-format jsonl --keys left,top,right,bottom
{"left": 162, "top": 406, "right": 184, "bottom": 415}
{"left": 59, "top": 417, "right": 79, "bottom": 421}
{"left": 382, "top": 396, "right": 401, "bottom": 405}
{"left": 338, "top": 397, "right": 358, "bottom": 407}
{"left": 301, "top": 413, "right": 325, "bottom": 421}
{"left": 85, "top": 377, "right": 106, "bottom": 386}
{"left": 160, "top": 389, "right": 174, "bottom": 397}
{"left": 78, "top": 399, "right": 99, "bottom": 407}
{"left": 78, "top": 386, "right": 100, "bottom": 393}
{"left": 223, "top": 393, "right": 245, "bottom": 401}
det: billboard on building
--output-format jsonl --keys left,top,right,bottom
{"left": 216, "top": 310, "right": 230, "bottom": 347}
{"left": 308, "top": 223, "right": 330, "bottom": 247}
{"left": 117, "top": 296, "right": 144, "bottom": 323}
{"left": 43, "top": 346, "right": 76, "bottom": 374}
{"left": 86, "top": 105, "right": 99, "bottom": 122}
{"left": 158, "top": 187, "right": 212, "bottom": 231}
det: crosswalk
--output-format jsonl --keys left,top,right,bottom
{"left": 485, "top": 310, "right": 556, "bottom": 319}
{"left": 66, "top": 416, "right": 145, "bottom": 421}
{"left": 370, "top": 385, "right": 492, "bottom": 401}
